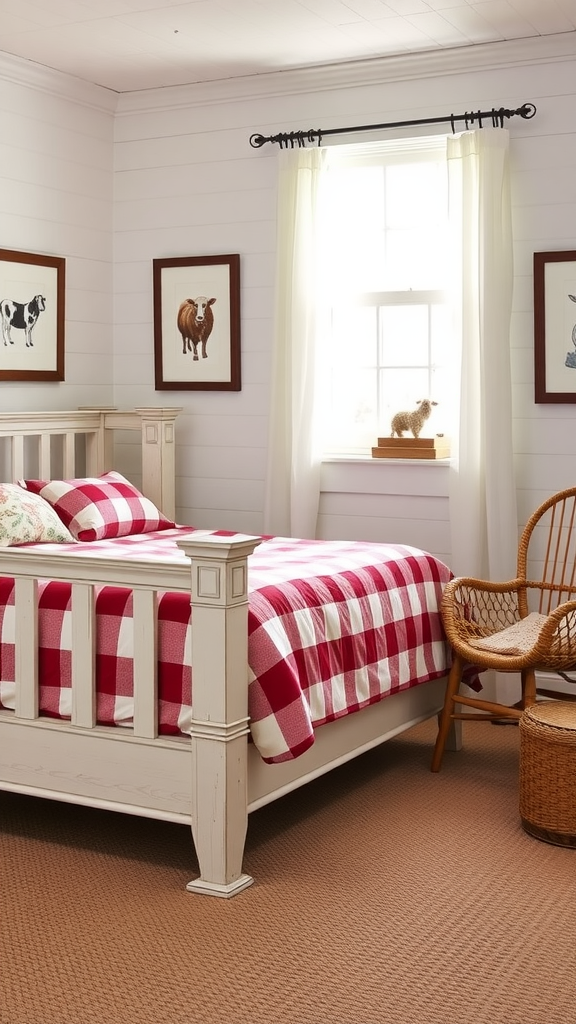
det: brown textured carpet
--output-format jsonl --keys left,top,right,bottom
{"left": 1, "top": 717, "right": 574, "bottom": 1024}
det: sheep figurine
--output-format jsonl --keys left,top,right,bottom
{"left": 390, "top": 399, "right": 438, "bottom": 439}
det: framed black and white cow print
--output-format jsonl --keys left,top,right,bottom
{"left": 0, "top": 248, "right": 65, "bottom": 382}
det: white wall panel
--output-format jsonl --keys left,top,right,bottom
{"left": 317, "top": 511, "right": 451, "bottom": 561}
{"left": 111, "top": 39, "right": 576, "bottom": 559}
{"left": 179, "top": 443, "right": 266, "bottom": 480}
{"left": 178, "top": 506, "right": 265, "bottom": 534}
{"left": 114, "top": 158, "right": 274, "bottom": 202}
{"left": 2, "top": 40, "right": 576, "bottom": 566}
{"left": 0, "top": 60, "right": 115, "bottom": 411}
{"left": 179, "top": 475, "right": 265, "bottom": 513}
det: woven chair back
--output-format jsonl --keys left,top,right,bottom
{"left": 518, "top": 487, "right": 576, "bottom": 615}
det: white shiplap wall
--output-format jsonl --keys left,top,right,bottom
{"left": 0, "top": 55, "right": 116, "bottom": 412}
{"left": 1, "top": 37, "right": 576, "bottom": 568}
{"left": 112, "top": 34, "right": 576, "bottom": 564}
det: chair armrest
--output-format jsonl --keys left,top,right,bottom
{"left": 443, "top": 584, "right": 576, "bottom": 671}
{"left": 535, "top": 600, "right": 576, "bottom": 669}
{"left": 441, "top": 577, "right": 525, "bottom": 641}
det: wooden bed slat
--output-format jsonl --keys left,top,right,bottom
{"left": 14, "top": 577, "right": 39, "bottom": 720}
{"left": 83, "top": 414, "right": 107, "bottom": 477}
{"left": 39, "top": 433, "right": 52, "bottom": 479}
{"left": 133, "top": 589, "right": 158, "bottom": 739}
{"left": 12, "top": 435, "right": 25, "bottom": 481}
{"left": 71, "top": 583, "right": 96, "bottom": 729}
{"left": 63, "top": 431, "right": 77, "bottom": 478}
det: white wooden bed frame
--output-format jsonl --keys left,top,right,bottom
{"left": 0, "top": 408, "right": 457, "bottom": 897}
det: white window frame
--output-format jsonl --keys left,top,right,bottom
{"left": 317, "top": 135, "right": 452, "bottom": 458}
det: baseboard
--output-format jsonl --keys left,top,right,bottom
{"left": 495, "top": 670, "right": 576, "bottom": 705}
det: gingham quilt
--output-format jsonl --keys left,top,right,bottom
{"left": 0, "top": 528, "right": 453, "bottom": 763}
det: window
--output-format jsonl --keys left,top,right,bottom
{"left": 316, "top": 137, "right": 454, "bottom": 454}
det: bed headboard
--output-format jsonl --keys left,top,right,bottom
{"left": 0, "top": 407, "right": 182, "bottom": 520}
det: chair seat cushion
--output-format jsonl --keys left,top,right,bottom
{"left": 468, "top": 612, "right": 548, "bottom": 655}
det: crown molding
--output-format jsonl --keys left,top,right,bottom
{"left": 115, "top": 31, "right": 576, "bottom": 115}
{"left": 0, "top": 31, "right": 574, "bottom": 117}
{"left": 0, "top": 51, "right": 117, "bottom": 114}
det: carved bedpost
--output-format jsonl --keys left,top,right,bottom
{"left": 134, "top": 407, "right": 181, "bottom": 520}
{"left": 177, "top": 532, "right": 261, "bottom": 897}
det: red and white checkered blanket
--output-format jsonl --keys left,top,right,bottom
{"left": 0, "top": 529, "right": 453, "bottom": 763}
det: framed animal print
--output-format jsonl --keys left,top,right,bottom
{"left": 0, "top": 248, "right": 65, "bottom": 382}
{"left": 153, "top": 254, "right": 241, "bottom": 391}
{"left": 534, "top": 249, "right": 576, "bottom": 403}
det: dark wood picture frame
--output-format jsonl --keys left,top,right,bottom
{"left": 534, "top": 249, "right": 576, "bottom": 403}
{"left": 153, "top": 254, "right": 241, "bottom": 391}
{"left": 0, "top": 248, "right": 65, "bottom": 382}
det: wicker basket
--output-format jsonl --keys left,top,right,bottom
{"left": 519, "top": 701, "right": 576, "bottom": 847}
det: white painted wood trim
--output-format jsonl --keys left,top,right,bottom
{"left": 114, "top": 33, "right": 575, "bottom": 114}
{"left": 178, "top": 533, "right": 261, "bottom": 896}
{"left": 246, "top": 676, "right": 448, "bottom": 809}
{"left": 12, "top": 434, "right": 25, "bottom": 481}
{"left": 14, "top": 577, "right": 38, "bottom": 720}
{"left": 0, "top": 407, "right": 181, "bottom": 516}
{"left": 39, "top": 433, "right": 51, "bottom": 478}
{"left": 71, "top": 583, "right": 96, "bottom": 729}
{"left": 133, "top": 589, "right": 158, "bottom": 739}
{"left": 133, "top": 407, "right": 180, "bottom": 521}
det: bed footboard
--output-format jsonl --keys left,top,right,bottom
{"left": 0, "top": 532, "right": 262, "bottom": 898}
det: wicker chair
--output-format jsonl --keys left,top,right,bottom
{"left": 431, "top": 486, "right": 576, "bottom": 772}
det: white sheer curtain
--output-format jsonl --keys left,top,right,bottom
{"left": 447, "top": 128, "right": 518, "bottom": 580}
{"left": 263, "top": 147, "right": 327, "bottom": 538}
{"left": 264, "top": 130, "right": 518, "bottom": 568}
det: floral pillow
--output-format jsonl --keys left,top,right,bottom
{"left": 0, "top": 484, "right": 75, "bottom": 547}
{"left": 21, "top": 470, "right": 175, "bottom": 542}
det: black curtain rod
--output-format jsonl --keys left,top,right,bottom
{"left": 249, "top": 102, "right": 536, "bottom": 149}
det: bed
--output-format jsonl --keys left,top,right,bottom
{"left": 0, "top": 408, "right": 459, "bottom": 897}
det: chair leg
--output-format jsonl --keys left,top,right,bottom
{"left": 444, "top": 716, "right": 463, "bottom": 753}
{"left": 521, "top": 667, "right": 537, "bottom": 708}
{"left": 431, "top": 654, "right": 464, "bottom": 772}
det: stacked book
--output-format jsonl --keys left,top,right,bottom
{"left": 371, "top": 435, "right": 451, "bottom": 460}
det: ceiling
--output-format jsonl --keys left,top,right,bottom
{"left": 1, "top": 0, "right": 575, "bottom": 93}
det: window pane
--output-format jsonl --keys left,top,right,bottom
{"left": 385, "top": 228, "right": 448, "bottom": 289}
{"left": 385, "top": 163, "right": 447, "bottom": 228}
{"left": 323, "top": 366, "right": 378, "bottom": 450}
{"left": 430, "top": 366, "right": 451, "bottom": 416}
{"left": 380, "top": 306, "right": 429, "bottom": 366}
{"left": 379, "top": 369, "right": 431, "bottom": 434}
{"left": 331, "top": 305, "right": 377, "bottom": 368}
{"left": 323, "top": 166, "right": 385, "bottom": 293}
{"left": 382, "top": 162, "right": 449, "bottom": 289}
{"left": 430, "top": 304, "right": 456, "bottom": 419}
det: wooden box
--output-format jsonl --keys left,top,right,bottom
{"left": 371, "top": 436, "right": 451, "bottom": 460}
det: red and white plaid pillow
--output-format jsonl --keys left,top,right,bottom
{"left": 21, "top": 471, "right": 175, "bottom": 542}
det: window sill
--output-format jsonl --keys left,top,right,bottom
{"left": 322, "top": 454, "right": 452, "bottom": 466}
{"left": 320, "top": 453, "right": 450, "bottom": 499}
